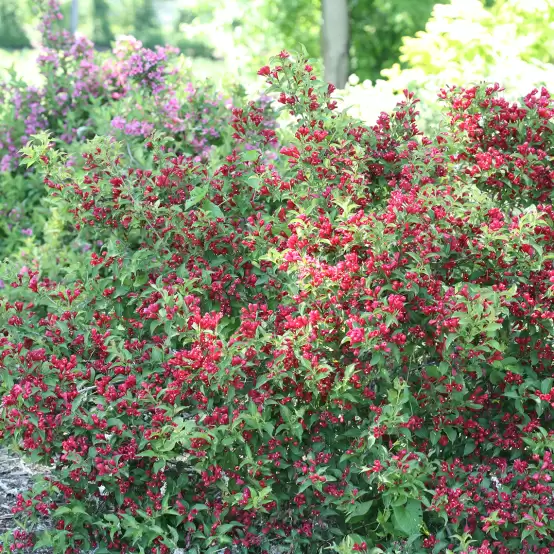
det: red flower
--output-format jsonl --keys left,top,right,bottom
{"left": 279, "top": 145, "right": 300, "bottom": 158}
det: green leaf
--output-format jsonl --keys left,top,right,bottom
{"left": 134, "top": 274, "right": 149, "bottom": 287}
{"left": 392, "top": 499, "right": 422, "bottom": 537}
{"left": 445, "top": 427, "right": 457, "bottom": 444}
{"left": 71, "top": 505, "right": 88, "bottom": 515}
{"left": 103, "top": 513, "right": 120, "bottom": 526}
{"left": 54, "top": 506, "right": 73, "bottom": 516}
{"left": 137, "top": 450, "right": 159, "bottom": 458}
{"left": 185, "top": 186, "right": 209, "bottom": 210}
{"left": 241, "top": 150, "right": 260, "bottom": 162}
{"left": 216, "top": 522, "right": 242, "bottom": 535}
{"left": 444, "top": 333, "right": 458, "bottom": 351}
{"left": 202, "top": 199, "right": 224, "bottom": 220}
{"left": 32, "top": 532, "right": 53, "bottom": 550}
{"left": 346, "top": 500, "right": 373, "bottom": 521}
{"left": 153, "top": 459, "right": 166, "bottom": 473}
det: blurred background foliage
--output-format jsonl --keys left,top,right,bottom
{"left": 1, "top": 0, "right": 554, "bottom": 126}
{"left": 343, "top": 0, "right": 554, "bottom": 128}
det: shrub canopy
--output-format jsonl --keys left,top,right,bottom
{"left": 3, "top": 3, "right": 554, "bottom": 552}
{"left": 1, "top": 46, "right": 554, "bottom": 554}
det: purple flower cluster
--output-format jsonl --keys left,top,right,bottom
{"left": 0, "top": 0, "right": 103, "bottom": 171}
{"left": 111, "top": 115, "right": 154, "bottom": 137}
{"left": 102, "top": 37, "right": 177, "bottom": 97}
{"left": 0, "top": 85, "right": 47, "bottom": 172}
{"left": 0, "top": 0, "right": 280, "bottom": 171}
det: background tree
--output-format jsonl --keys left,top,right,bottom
{"left": 133, "top": 0, "right": 164, "bottom": 48}
{"left": 341, "top": 0, "right": 554, "bottom": 130}
{"left": 92, "top": 0, "right": 114, "bottom": 47}
{"left": 322, "top": 0, "right": 349, "bottom": 87}
{"left": 0, "top": 0, "right": 31, "bottom": 49}
{"left": 204, "top": 0, "right": 447, "bottom": 85}
{"left": 70, "top": 0, "right": 78, "bottom": 33}
{"left": 349, "top": 0, "right": 445, "bottom": 82}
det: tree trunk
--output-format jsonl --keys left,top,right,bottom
{"left": 322, "top": 0, "right": 349, "bottom": 88}
{"left": 71, "top": 0, "right": 78, "bottom": 34}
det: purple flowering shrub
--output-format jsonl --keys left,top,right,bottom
{"left": 0, "top": 0, "right": 278, "bottom": 259}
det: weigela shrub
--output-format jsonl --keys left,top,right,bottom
{"left": 2, "top": 51, "right": 554, "bottom": 554}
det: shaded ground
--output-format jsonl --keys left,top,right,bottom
{"left": 0, "top": 447, "right": 46, "bottom": 535}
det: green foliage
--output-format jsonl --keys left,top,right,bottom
{"left": 6, "top": 2, "right": 554, "bottom": 548}
{"left": 258, "top": 0, "right": 322, "bottom": 60}
{"left": 133, "top": 0, "right": 164, "bottom": 49}
{"left": 0, "top": 172, "right": 46, "bottom": 256}
{"left": 343, "top": 0, "right": 554, "bottom": 130}
{"left": 350, "top": 0, "right": 445, "bottom": 82}
{"left": 0, "top": 0, "right": 31, "bottom": 49}
{"left": 92, "top": 0, "right": 114, "bottom": 47}
{"left": 396, "top": 0, "right": 554, "bottom": 78}
{"left": 196, "top": 0, "right": 321, "bottom": 76}
{"left": 173, "top": 36, "right": 215, "bottom": 59}
{"left": 0, "top": 0, "right": 276, "bottom": 263}
{"left": 205, "top": 0, "right": 441, "bottom": 84}
{"left": 3, "top": 48, "right": 554, "bottom": 553}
